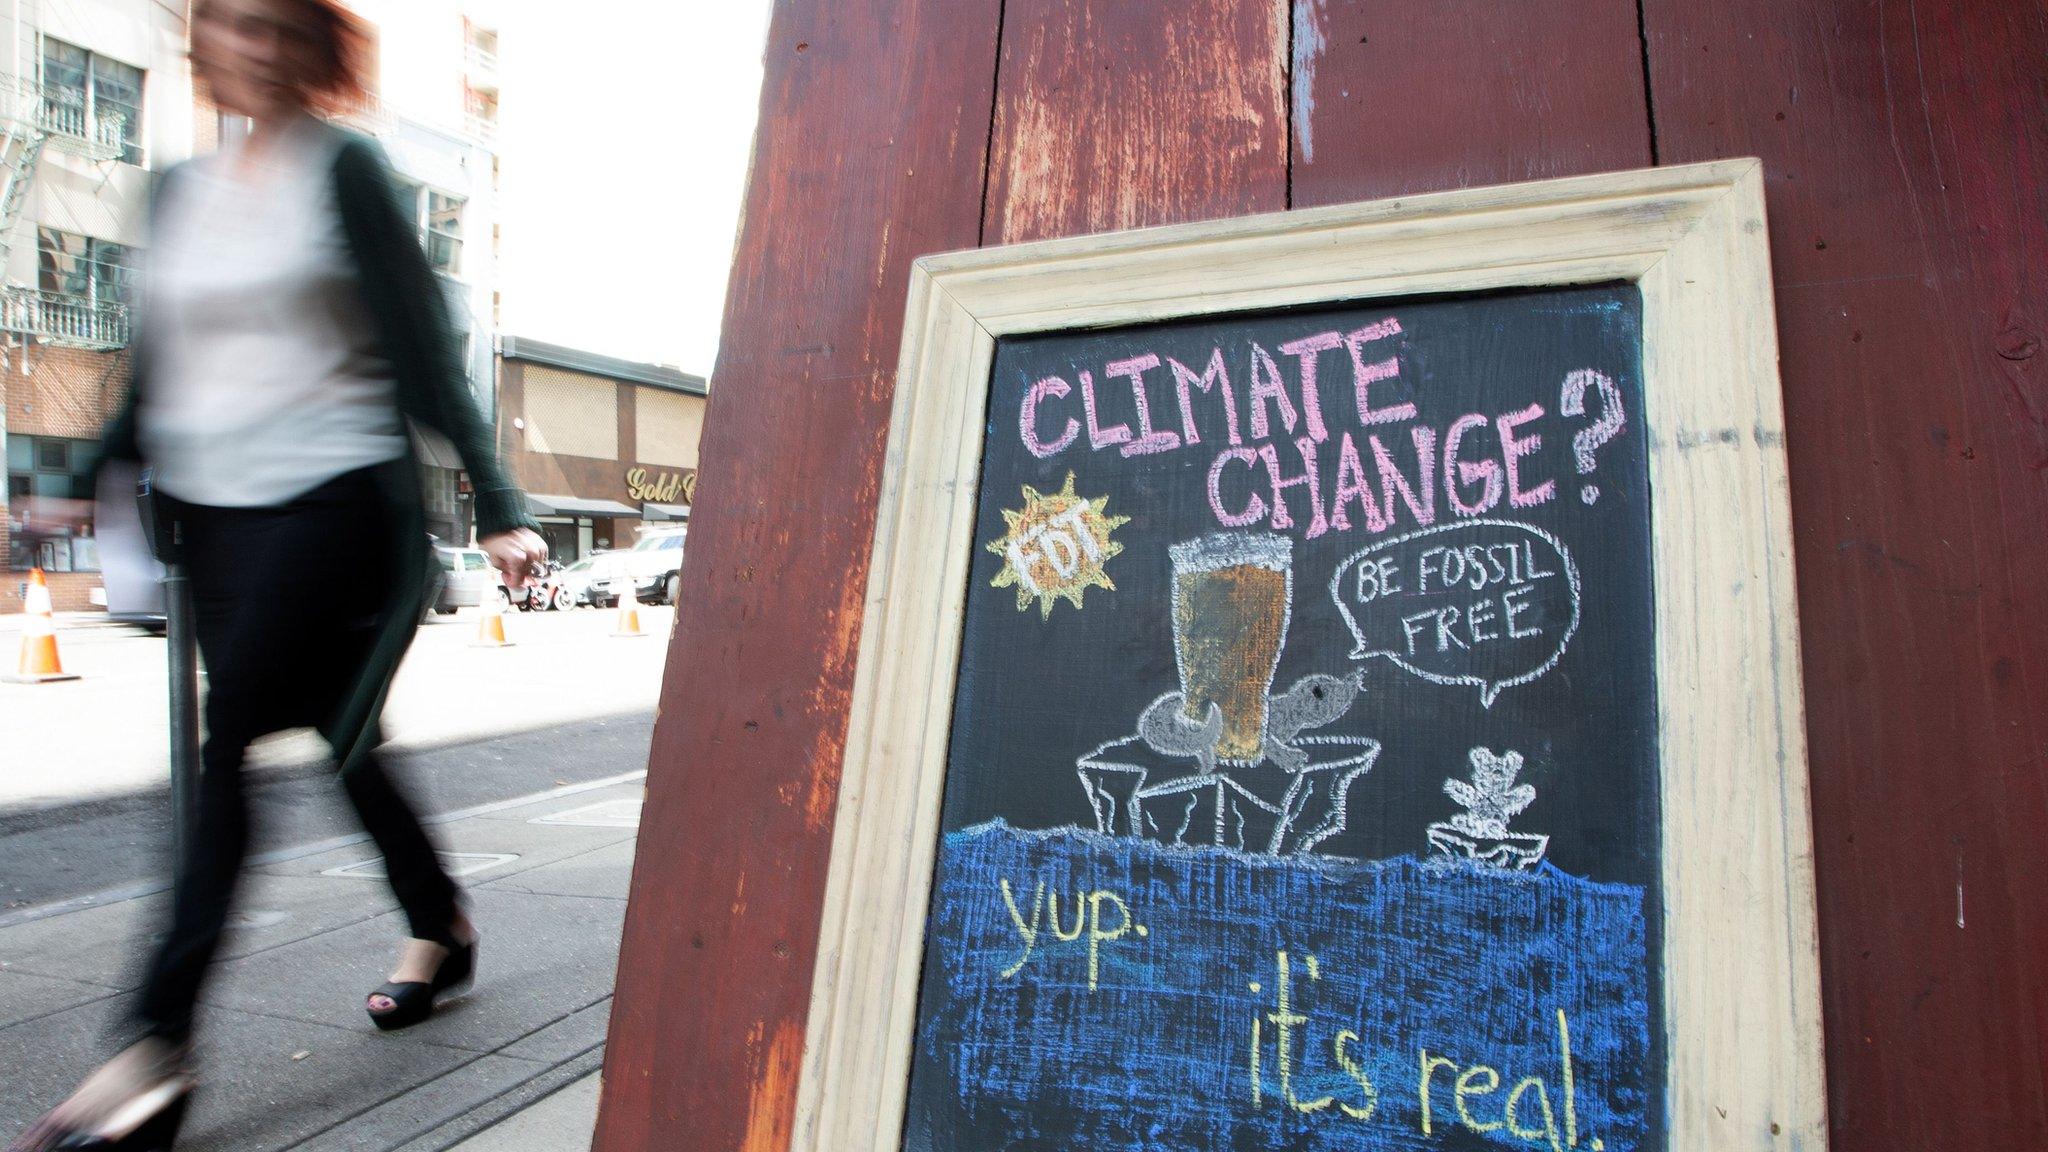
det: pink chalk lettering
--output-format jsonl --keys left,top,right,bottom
{"left": 1105, "top": 353, "right": 1180, "bottom": 457}
{"left": 1346, "top": 318, "right": 1416, "bottom": 426}
{"left": 1169, "top": 348, "right": 1237, "bottom": 447}
{"left": 1497, "top": 403, "right": 1556, "bottom": 508}
{"left": 1246, "top": 342, "right": 1299, "bottom": 442}
{"left": 1258, "top": 437, "right": 1329, "bottom": 538}
{"left": 1079, "top": 369, "right": 1132, "bottom": 451}
{"left": 1207, "top": 447, "right": 1267, "bottom": 527}
{"left": 1277, "top": 330, "right": 1341, "bottom": 443}
{"left": 1021, "top": 375, "right": 1079, "bottom": 458}
{"left": 1371, "top": 424, "right": 1438, "bottom": 528}
{"left": 1329, "top": 431, "right": 1390, "bottom": 534}
{"left": 1443, "top": 412, "right": 1504, "bottom": 516}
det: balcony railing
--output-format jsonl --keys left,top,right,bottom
{"left": 0, "top": 286, "right": 129, "bottom": 349}
{"left": 0, "top": 75, "right": 127, "bottom": 161}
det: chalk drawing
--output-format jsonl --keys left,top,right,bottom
{"left": 1559, "top": 368, "right": 1627, "bottom": 505}
{"left": 1330, "top": 518, "right": 1582, "bottom": 707}
{"left": 1081, "top": 532, "right": 1379, "bottom": 856}
{"left": 1428, "top": 747, "right": 1551, "bottom": 872}
{"left": 986, "top": 471, "right": 1131, "bottom": 618}
{"left": 912, "top": 823, "right": 1654, "bottom": 1151}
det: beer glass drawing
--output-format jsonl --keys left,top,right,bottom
{"left": 1168, "top": 533, "right": 1293, "bottom": 763}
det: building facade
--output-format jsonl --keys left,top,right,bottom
{"left": 0, "top": 0, "right": 500, "bottom": 612}
{"left": 496, "top": 336, "right": 706, "bottom": 564}
{"left": 0, "top": 0, "right": 194, "bottom": 612}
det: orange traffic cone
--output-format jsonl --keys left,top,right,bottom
{"left": 8, "top": 569, "right": 80, "bottom": 683}
{"left": 612, "top": 580, "right": 645, "bottom": 638}
{"left": 472, "top": 588, "right": 514, "bottom": 648}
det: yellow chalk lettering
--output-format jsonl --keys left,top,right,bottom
{"left": 1286, "top": 951, "right": 1335, "bottom": 1114}
{"left": 996, "top": 878, "right": 1043, "bottom": 980}
{"left": 1333, "top": 1030, "right": 1379, "bottom": 1121}
{"left": 1085, "top": 890, "right": 1131, "bottom": 991}
{"left": 1248, "top": 995, "right": 1264, "bottom": 1108}
{"left": 1507, "top": 1076, "right": 1564, "bottom": 1152}
{"left": 1455, "top": 1065, "right": 1504, "bottom": 1133}
{"left": 1047, "top": 890, "right": 1086, "bottom": 942}
{"left": 1418, "top": 1049, "right": 1457, "bottom": 1135}
{"left": 1557, "top": 1009, "right": 1579, "bottom": 1147}
{"left": 1267, "top": 952, "right": 1310, "bottom": 1110}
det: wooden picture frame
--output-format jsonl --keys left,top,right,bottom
{"left": 794, "top": 159, "right": 1824, "bottom": 1151}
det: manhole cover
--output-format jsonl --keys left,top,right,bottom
{"left": 321, "top": 851, "right": 518, "bottom": 880}
{"left": 529, "top": 799, "right": 642, "bottom": 829}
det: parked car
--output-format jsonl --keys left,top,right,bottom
{"left": 619, "top": 527, "right": 687, "bottom": 605}
{"left": 561, "top": 551, "right": 629, "bottom": 608}
{"left": 432, "top": 543, "right": 498, "bottom": 613}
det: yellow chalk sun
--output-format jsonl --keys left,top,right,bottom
{"left": 987, "top": 471, "right": 1130, "bottom": 618}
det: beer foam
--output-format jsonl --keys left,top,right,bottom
{"left": 1169, "top": 531, "right": 1293, "bottom": 575}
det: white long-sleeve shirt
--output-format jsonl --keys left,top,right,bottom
{"left": 139, "top": 116, "right": 406, "bottom": 507}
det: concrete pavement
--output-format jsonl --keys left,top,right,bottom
{"left": 0, "top": 605, "right": 670, "bottom": 1148}
{"left": 0, "top": 772, "right": 638, "bottom": 1150}
{"left": 0, "top": 604, "right": 675, "bottom": 811}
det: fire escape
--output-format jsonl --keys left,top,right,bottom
{"left": 0, "top": 72, "right": 129, "bottom": 352}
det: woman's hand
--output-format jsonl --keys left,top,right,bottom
{"left": 480, "top": 528, "right": 550, "bottom": 589}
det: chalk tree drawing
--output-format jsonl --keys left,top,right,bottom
{"left": 1427, "top": 746, "right": 1551, "bottom": 871}
{"left": 1079, "top": 531, "right": 1379, "bottom": 855}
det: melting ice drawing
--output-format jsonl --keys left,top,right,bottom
{"left": 1078, "top": 532, "right": 1380, "bottom": 855}
{"left": 1427, "top": 746, "right": 1551, "bottom": 871}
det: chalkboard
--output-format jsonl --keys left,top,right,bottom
{"left": 903, "top": 284, "right": 1663, "bottom": 1151}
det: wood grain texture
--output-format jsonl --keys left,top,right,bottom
{"left": 1643, "top": 2, "right": 2048, "bottom": 1147}
{"left": 794, "top": 162, "right": 1824, "bottom": 1152}
{"left": 1285, "top": 0, "right": 1652, "bottom": 206}
{"left": 982, "top": 0, "right": 1289, "bottom": 245}
{"left": 589, "top": 2, "right": 1001, "bottom": 1148}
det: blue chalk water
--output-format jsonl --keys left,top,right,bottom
{"left": 906, "top": 822, "right": 1656, "bottom": 1151}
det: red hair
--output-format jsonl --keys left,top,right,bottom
{"left": 193, "top": 0, "right": 374, "bottom": 115}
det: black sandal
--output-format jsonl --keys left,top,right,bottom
{"left": 365, "top": 935, "right": 476, "bottom": 1032}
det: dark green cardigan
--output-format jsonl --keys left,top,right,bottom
{"left": 101, "top": 123, "right": 538, "bottom": 773}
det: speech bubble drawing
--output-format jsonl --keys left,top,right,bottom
{"left": 1328, "top": 519, "right": 1580, "bottom": 708}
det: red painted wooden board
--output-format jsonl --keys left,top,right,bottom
{"left": 1643, "top": 0, "right": 2048, "bottom": 1146}
{"left": 591, "top": 2, "right": 1002, "bottom": 1148}
{"left": 1285, "top": 0, "right": 1652, "bottom": 206}
{"left": 982, "top": 0, "right": 1290, "bottom": 245}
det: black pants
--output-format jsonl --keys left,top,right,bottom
{"left": 134, "top": 467, "right": 459, "bottom": 1046}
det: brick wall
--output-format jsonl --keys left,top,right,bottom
{"left": 3, "top": 345, "right": 129, "bottom": 613}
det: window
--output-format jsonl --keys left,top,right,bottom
{"left": 426, "top": 191, "right": 464, "bottom": 274}
{"left": 38, "top": 229, "right": 138, "bottom": 306}
{"left": 42, "top": 37, "right": 145, "bottom": 164}
{"left": 6, "top": 435, "right": 100, "bottom": 571}
{"left": 388, "top": 179, "right": 466, "bottom": 277}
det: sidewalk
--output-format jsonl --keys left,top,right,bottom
{"left": 0, "top": 774, "right": 640, "bottom": 1150}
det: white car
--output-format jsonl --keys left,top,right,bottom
{"left": 560, "top": 551, "right": 630, "bottom": 607}
{"left": 618, "top": 528, "right": 686, "bottom": 605}
{"left": 432, "top": 544, "right": 498, "bottom": 613}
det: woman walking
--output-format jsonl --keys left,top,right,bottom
{"left": 9, "top": 0, "right": 546, "bottom": 1147}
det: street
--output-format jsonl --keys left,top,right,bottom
{"left": 0, "top": 604, "right": 671, "bottom": 1149}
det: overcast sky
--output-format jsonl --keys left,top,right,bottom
{"left": 493, "top": 3, "right": 773, "bottom": 379}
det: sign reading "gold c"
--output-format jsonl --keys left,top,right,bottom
{"left": 626, "top": 467, "right": 696, "bottom": 505}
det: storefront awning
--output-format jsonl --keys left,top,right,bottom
{"left": 526, "top": 494, "right": 643, "bottom": 518}
{"left": 643, "top": 502, "right": 691, "bottom": 521}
